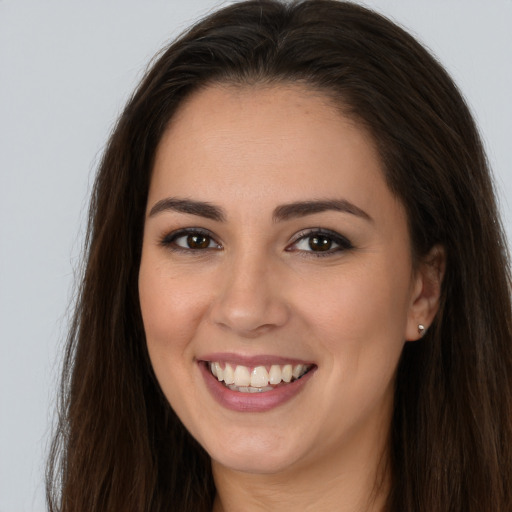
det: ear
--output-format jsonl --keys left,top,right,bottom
{"left": 405, "top": 245, "right": 445, "bottom": 341}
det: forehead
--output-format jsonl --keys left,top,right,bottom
{"left": 150, "top": 84, "right": 388, "bottom": 208}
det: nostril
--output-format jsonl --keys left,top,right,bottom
{"left": 214, "top": 319, "right": 279, "bottom": 338}
{"left": 209, "top": 288, "right": 290, "bottom": 336}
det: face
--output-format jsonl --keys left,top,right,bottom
{"left": 139, "top": 84, "right": 433, "bottom": 476}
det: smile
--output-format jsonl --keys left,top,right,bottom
{"left": 199, "top": 356, "right": 317, "bottom": 412}
{"left": 208, "top": 362, "right": 313, "bottom": 393}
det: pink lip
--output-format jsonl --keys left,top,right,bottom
{"left": 198, "top": 359, "right": 317, "bottom": 413}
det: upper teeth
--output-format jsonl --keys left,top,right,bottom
{"left": 209, "top": 362, "right": 310, "bottom": 388}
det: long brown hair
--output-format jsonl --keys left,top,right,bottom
{"left": 47, "top": 1, "right": 512, "bottom": 510}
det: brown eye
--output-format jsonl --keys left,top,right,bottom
{"left": 308, "top": 235, "right": 332, "bottom": 252}
{"left": 162, "top": 229, "right": 221, "bottom": 251}
{"left": 288, "top": 229, "right": 353, "bottom": 256}
{"left": 186, "top": 234, "right": 211, "bottom": 249}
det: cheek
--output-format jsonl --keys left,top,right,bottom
{"left": 305, "top": 258, "right": 411, "bottom": 376}
{"left": 139, "top": 257, "right": 210, "bottom": 348}
{"left": 138, "top": 256, "right": 214, "bottom": 416}
{"left": 295, "top": 261, "right": 411, "bottom": 441}
{"left": 138, "top": 256, "right": 217, "bottom": 412}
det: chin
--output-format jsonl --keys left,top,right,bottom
{"left": 211, "top": 452, "right": 299, "bottom": 475}
{"left": 205, "top": 430, "right": 304, "bottom": 475}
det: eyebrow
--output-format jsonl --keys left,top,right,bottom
{"left": 272, "top": 199, "right": 372, "bottom": 223}
{"left": 148, "top": 197, "right": 371, "bottom": 223}
{"left": 148, "top": 198, "right": 226, "bottom": 221}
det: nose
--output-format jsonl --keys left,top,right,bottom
{"left": 209, "top": 252, "right": 290, "bottom": 338}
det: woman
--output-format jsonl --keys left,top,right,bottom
{"left": 47, "top": 1, "right": 512, "bottom": 511}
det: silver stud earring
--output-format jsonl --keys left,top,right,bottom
{"left": 418, "top": 324, "right": 426, "bottom": 335}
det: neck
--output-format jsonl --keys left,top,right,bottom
{"left": 211, "top": 428, "right": 390, "bottom": 512}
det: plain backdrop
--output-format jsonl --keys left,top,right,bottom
{"left": 1, "top": 1, "right": 511, "bottom": 510}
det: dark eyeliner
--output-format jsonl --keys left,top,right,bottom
{"left": 288, "top": 228, "right": 354, "bottom": 256}
{"left": 159, "top": 227, "right": 219, "bottom": 251}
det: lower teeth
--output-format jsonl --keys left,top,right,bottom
{"left": 227, "top": 384, "right": 274, "bottom": 393}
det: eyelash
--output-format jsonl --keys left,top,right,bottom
{"left": 287, "top": 228, "right": 354, "bottom": 257}
{"left": 159, "top": 227, "right": 353, "bottom": 257}
{"left": 160, "top": 228, "right": 222, "bottom": 253}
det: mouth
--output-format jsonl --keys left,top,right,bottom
{"left": 207, "top": 361, "right": 314, "bottom": 393}
{"left": 198, "top": 353, "right": 317, "bottom": 412}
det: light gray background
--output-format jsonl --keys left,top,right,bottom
{"left": 1, "top": 1, "right": 511, "bottom": 510}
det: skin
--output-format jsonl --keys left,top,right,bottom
{"left": 138, "top": 84, "right": 444, "bottom": 512}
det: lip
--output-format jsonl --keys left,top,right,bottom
{"left": 198, "top": 354, "right": 317, "bottom": 413}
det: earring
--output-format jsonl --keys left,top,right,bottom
{"left": 418, "top": 324, "right": 426, "bottom": 335}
